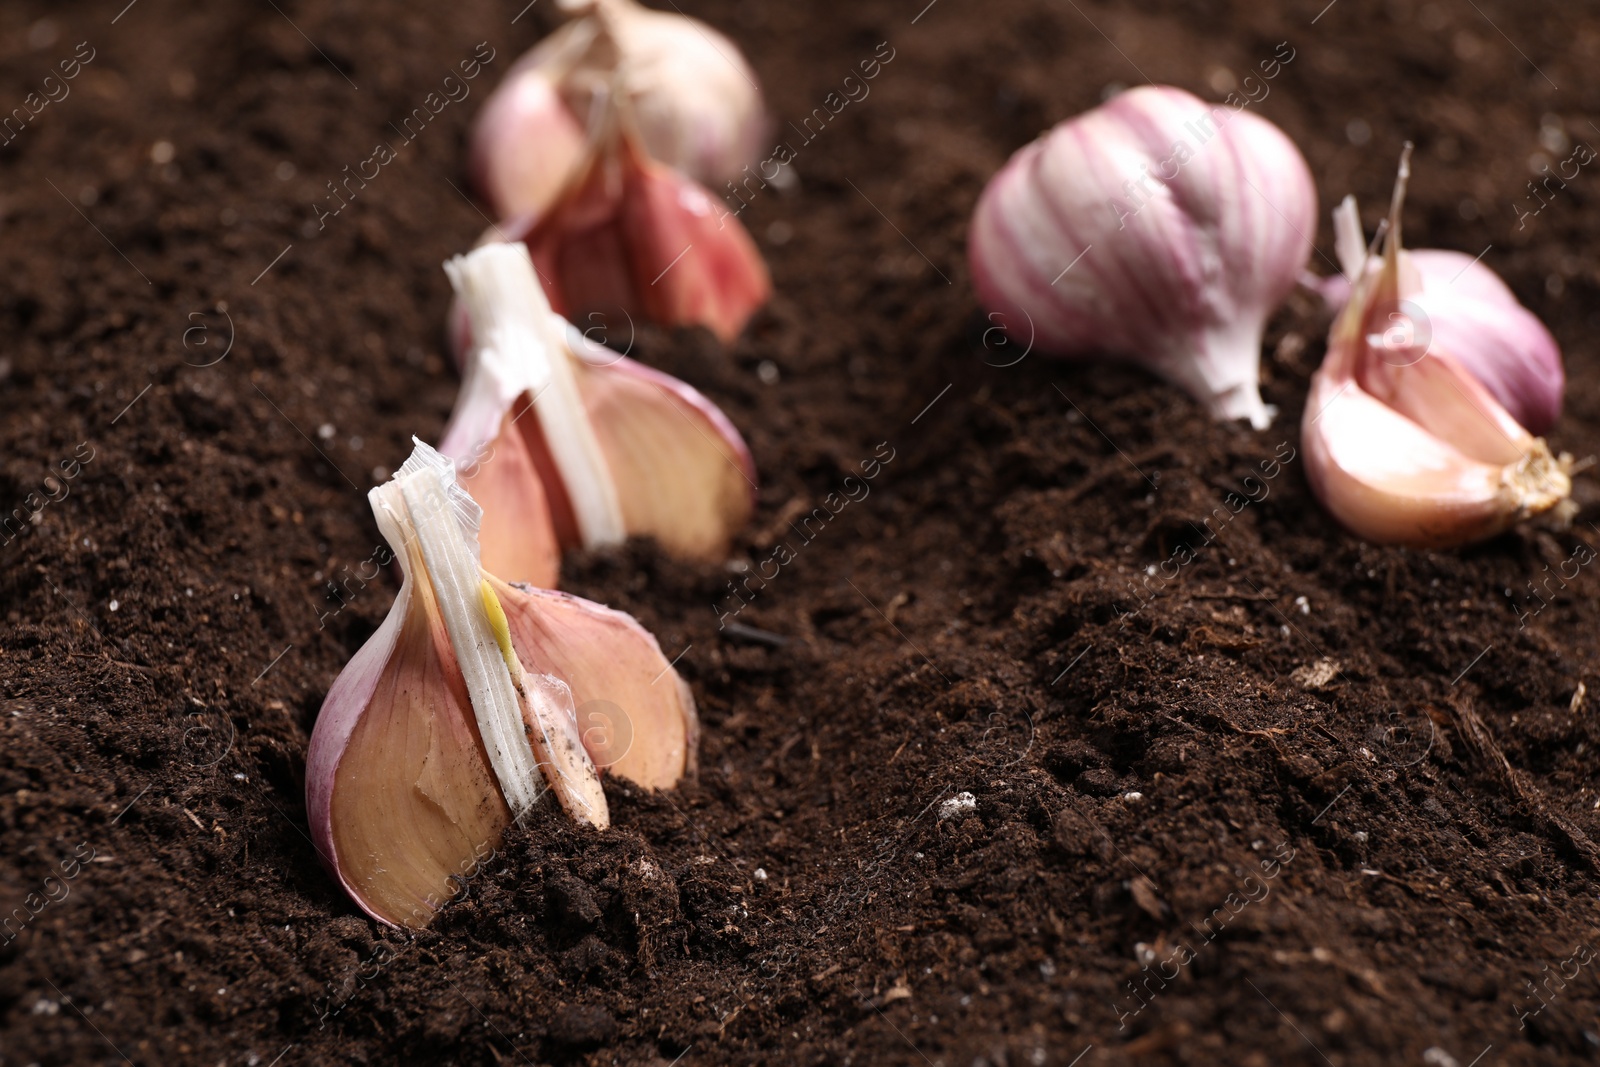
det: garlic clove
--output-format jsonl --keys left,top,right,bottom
{"left": 1309, "top": 235, "right": 1564, "bottom": 435}
{"left": 442, "top": 243, "right": 756, "bottom": 565}
{"left": 575, "top": 0, "right": 766, "bottom": 184}
{"left": 507, "top": 116, "right": 771, "bottom": 345}
{"left": 469, "top": 62, "right": 589, "bottom": 222}
{"left": 308, "top": 441, "right": 697, "bottom": 928}
{"left": 436, "top": 289, "right": 566, "bottom": 587}
{"left": 1415, "top": 255, "right": 1564, "bottom": 435}
{"left": 969, "top": 85, "right": 1316, "bottom": 430}
{"left": 306, "top": 551, "right": 511, "bottom": 930}
{"left": 309, "top": 442, "right": 548, "bottom": 928}
{"left": 487, "top": 573, "right": 698, "bottom": 789}
{"left": 621, "top": 141, "right": 772, "bottom": 345}
{"left": 1304, "top": 371, "right": 1567, "bottom": 547}
{"left": 472, "top": 0, "right": 767, "bottom": 220}
{"left": 1303, "top": 148, "right": 1571, "bottom": 548}
{"left": 1352, "top": 336, "right": 1529, "bottom": 467}
{"left": 568, "top": 327, "right": 755, "bottom": 560}
{"left": 393, "top": 446, "right": 555, "bottom": 820}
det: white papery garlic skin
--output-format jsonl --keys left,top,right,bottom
{"left": 471, "top": 0, "right": 767, "bottom": 220}
{"left": 1309, "top": 194, "right": 1565, "bottom": 435}
{"left": 969, "top": 85, "right": 1316, "bottom": 430}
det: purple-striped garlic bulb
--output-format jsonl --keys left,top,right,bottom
{"left": 969, "top": 85, "right": 1316, "bottom": 430}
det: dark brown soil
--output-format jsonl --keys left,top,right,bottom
{"left": 5, "top": 0, "right": 1600, "bottom": 1064}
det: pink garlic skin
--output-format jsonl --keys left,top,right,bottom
{"left": 468, "top": 69, "right": 588, "bottom": 224}
{"left": 304, "top": 576, "right": 411, "bottom": 924}
{"left": 1309, "top": 250, "right": 1564, "bottom": 435}
{"left": 969, "top": 85, "right": 1316, "bottom": 430}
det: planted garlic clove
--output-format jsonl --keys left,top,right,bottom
{"left": 571, "top": 0, "right": 766, "bottom": 186}
{"left": 307, "top": 441, "right": 596, "bottom": 927}
{"left": 968, "top": 85, "right": 1316, "bottom": 430}
{"left": 1303, "top": 149, "right": 1572, "bottom": 548}
{"left": 498, "top": 113, "right": 771, "bottom": 345}
{"left": 1308, "top": 198, "right": 1564, "bottom": 434}
{"left": 439, "top": 242, "right": 755, "bottom": 572}
{"left": 305, "top": 543, "right": 512, "bottom": 930}
{"left": 306, "top": 440, "right": 697, "bottom": 929}
{"left": 472, "top": 0, "right": 767, "bottom": 220}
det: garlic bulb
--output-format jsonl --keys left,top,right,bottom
{"left": 471, "top": 0, "right": 767, "bottom": 220}
{"left": 440, "top": 242, "right": 755, "bottom": 576}
{"left": 306, "top": 440, "right": 697, "bottom": 929}
{"left": 1308, "top": 197, "right": 1564, "bottom": 435}
{"left": 1303, "top": 148, "right": 1572, "bottom": 548}
{"left": 968, "top": 85, "right": 1316, "bottom": 429}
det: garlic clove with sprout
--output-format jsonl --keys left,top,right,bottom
{"left": 1302, "top": 148, "right": 1572, "bottom": 548}
{"left": 307, "top": 441, "right": 597, "bottom": 927}
{"left": 1306, "top": 195, "right": 1564, "bottom": 434}
{"left": 968, "top": 85, "right": 1316, "bottom": 430}
{"left": 439, "top": 242, "right": 755, "bottom": 572}
{"left": 495, "top": 107, "right": 771, "bottom": 345}
{"left": 307, "top": 440, "right": 697, "bottom": 928}
{"left": 445, "top": 241, "right": 629, "bottom": 565}
{"left": 471, "top": 0, "right": 767, "bottom": 220}
{"left": 1304, "top": 369, "right": 1569, "bottom": 547}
